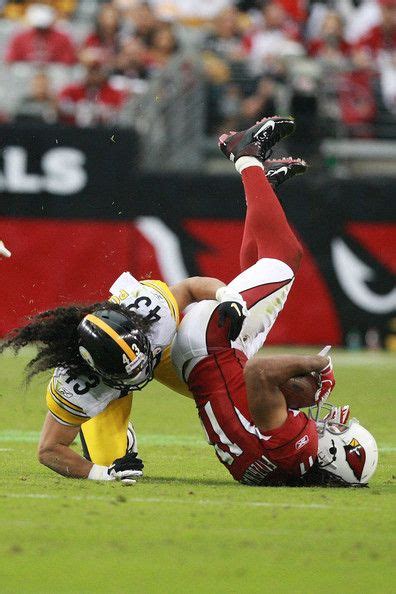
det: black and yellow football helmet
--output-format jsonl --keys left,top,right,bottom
{"left": 77, "top": 308, "right": 154, "bottom": 390}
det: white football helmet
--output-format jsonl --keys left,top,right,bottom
{"left": 312, "top": 404, "right": 378, "bottom": 485}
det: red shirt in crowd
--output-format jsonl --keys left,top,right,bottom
{"left": 276, "top": 0, "right": 307, "bottom": 23}
{"left": 83, "top": 33, "right": 118, "bottom": 52}
{"left": 355, "top": 25, "right": 396, "bottom": 55}
{"left": 58, "top": 81, "right": 125, "bottom": 125}
{"left": 5, "top": 27, "right": 77, "bottom": 64}
{"left": 308, "top": 38, "right": 351, "bottom": 57}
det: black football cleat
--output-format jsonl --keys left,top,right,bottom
{"left": 264, "top": 157, "right": 307, "bottom": 188}
{"left": 218, "top": 116, "right": 295, "bottom": 163}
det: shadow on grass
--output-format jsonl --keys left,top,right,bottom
{"left": 144, "top": 475, "right": 237, "bottom": 488}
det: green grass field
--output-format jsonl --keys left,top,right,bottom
{"left": 0, "top": 347, "right": 395, "bottom": 594}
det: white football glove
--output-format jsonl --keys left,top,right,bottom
{"left": 215, "top": 287, "right": 248, "bottom": 315}
{"left": 88, "top": 452, "right": 144, "bottom": 485}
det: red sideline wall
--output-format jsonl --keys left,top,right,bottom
{"left": 0, "top": 124, "right": 394, "bottom": 345}
{"left": 0, "top": 216, "right": 350, "bottom": 345}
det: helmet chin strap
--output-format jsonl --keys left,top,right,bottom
{"left": 127, "top": 364, "right": 154, "bottom": 390}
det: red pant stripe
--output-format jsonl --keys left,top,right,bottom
{"left": 240, "top": 279, "right": 292, "bottom": 309}
{"left": 205, "top": 307, "right": 231, "bottom": 353}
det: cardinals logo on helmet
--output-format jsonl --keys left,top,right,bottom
{"left": 344, "top": 438, "right": 366, "bottom": 481}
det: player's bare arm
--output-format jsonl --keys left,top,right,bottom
{"left": 38, "top": 413, "right": 90, "bottom": 478}
{"left": 38, "top": 412, "right": 143, "bottom": 482}
{"left": 244, "top": 354, "right": 331, "bottom": 431}
{"left": 170, "top": 276, "right": 226, "bottom": 310}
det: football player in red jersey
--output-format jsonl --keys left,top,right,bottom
{"left": 172, "top": 116, "right": 378, "bottom": 487}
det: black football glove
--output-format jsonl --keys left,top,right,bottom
{"left": 107, "top": 452, "right": 144, "bottom": 484}
{"left": 216, "top": 287, "right": 248, "bottom": 342}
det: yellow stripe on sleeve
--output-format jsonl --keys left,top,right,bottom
{"left": 50, "top": 379, "right": 85, "bottom": 412}
{"left": 49, "top": 388, "right": 89, "bottom": 420}
{"left": 141, "top": 280, "right": 180, "bottom": 324}
{"left": 46, "top": 388, "right": 86, "bottom": 427}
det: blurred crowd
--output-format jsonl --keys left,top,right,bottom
{"left": 1, "top": 0, "right": 395, "bottom": 136}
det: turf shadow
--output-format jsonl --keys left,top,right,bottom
{"left": 144, "top": 475, "right": 237, "bottom": 487}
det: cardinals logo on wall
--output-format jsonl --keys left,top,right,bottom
{"left": 344, "top": 438, "right": 366, "bottom": 481}
{"left": 332, "top": 225, "right": 396, "bottom": 316}
{"left": 329, "top": 222, "right": 396, "bottom": 346}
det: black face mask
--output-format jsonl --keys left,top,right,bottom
{"left": 99, "top": 349, "right": 154, "bottom": 391}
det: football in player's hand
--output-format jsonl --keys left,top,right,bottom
{"left": 280, "top": 374, "right": 319, "bottom": 408}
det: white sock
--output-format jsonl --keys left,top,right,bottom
{"left": 235, "top": 156, "right": 264, "bottom": 174}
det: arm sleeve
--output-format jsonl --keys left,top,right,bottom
{"left": 46, "top": 378, "right": 90, "bottom": 427}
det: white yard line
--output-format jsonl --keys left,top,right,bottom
{"left": 0, "top": 492, "right": 330, "bottom": 509}
{"left": 0, "top": 430, "right": 394, "bottom": 452}
{"left": 0, "top": 430, "right": 41, "bottom": 443}
{"left": 0, "top": 493, "right": 391, "bottom": 512}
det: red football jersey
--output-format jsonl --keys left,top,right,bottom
{"left": 188, "top": 349, "right": 318, "bottom": 485}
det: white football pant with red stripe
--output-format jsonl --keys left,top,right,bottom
{"left": 172, "top": 257, "right": 294, "bottom": 381}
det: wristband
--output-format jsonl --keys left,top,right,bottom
{"left": 216, "top": 286, "right": 243, "bottom": 304}
{"left": 88, "top": 464, "right": 110, "bottom": 481}
{"left": 215, "top": 287, "right": 227, "bottom": 302}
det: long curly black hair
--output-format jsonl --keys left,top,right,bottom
{"left": 0, "top": 301, "right": 153, "bottom": 381}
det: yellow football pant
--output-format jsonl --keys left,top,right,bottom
{"left": 79, "top": 395, "right": 132, "bottom": 466}
{"left": 78, "top": 350, "right": 192, "bottom": 466}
